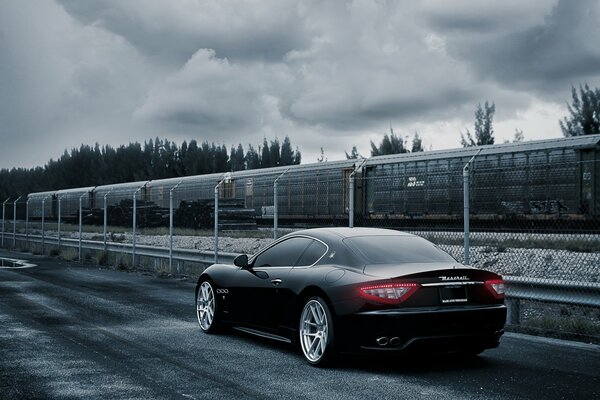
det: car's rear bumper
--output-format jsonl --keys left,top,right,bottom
{"left": 335, "top": 304, "right": 506, "bottom": 353}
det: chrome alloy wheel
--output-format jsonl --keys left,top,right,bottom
{"left": 196, "top": 281, "right": 215, "bottom": 331}
{"left": 300, "top": 299, "right": 329, "bottom": 363}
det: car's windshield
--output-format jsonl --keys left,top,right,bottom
{"left": 344, "top": 235, "right": 455, "bottom": 264}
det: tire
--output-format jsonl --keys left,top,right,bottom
{"left": 196, "top": 280, "right": 220, "bottom": 333}
{"left": 299, "top": 296, "right": 336, "bottom": 367}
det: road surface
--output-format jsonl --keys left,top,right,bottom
{"left": 1, "top": 251, "right": 598, "bottom": 399}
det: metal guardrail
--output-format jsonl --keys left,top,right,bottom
{"left": 505, "top": 276, "right": 600, "bottom": 308}
{"left": 12, "top": 234, "right": 237, "bottom": 265}
{"left": 504, "top": 276, "right": 600, "bottom": 325}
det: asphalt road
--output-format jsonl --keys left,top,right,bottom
{"left": 1, "top": 251, "right": 598, "bottom": 400}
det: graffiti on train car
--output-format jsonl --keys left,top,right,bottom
{"left": 529, "top": 200, "right": 569, "bottom": 214}
{"left": 407, "top": 176, "right": 425, "bottom": 188}
{"left": 261, "top": 205, "right": 274, "bottom": 217}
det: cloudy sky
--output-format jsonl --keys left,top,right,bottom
{"left": 1, "top": 0, "right": 599, "bottom": 169}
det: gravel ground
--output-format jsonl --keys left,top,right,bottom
{"left": 439, "top": 245, "right": 600, "bottom": 282}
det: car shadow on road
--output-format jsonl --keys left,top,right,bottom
{"left": 222, "top": 328, "right": 493, "bottom": 373}
{"left": 336, "top": 351, "right": 493, "bottom": 374}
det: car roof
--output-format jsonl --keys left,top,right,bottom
{"left": 288, "top": 227, "right": 416, "bottom": 242}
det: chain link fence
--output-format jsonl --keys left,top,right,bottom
{"left": 356, "top": 155, "right": 599, "bottom": 343}
{"left": 1, "top": 148, "right": 599, "bottom": 344}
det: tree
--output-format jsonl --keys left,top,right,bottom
{"left": 370, "top": 127, "right": 407, "bottom": 156}
{"left": 411, "top": 132, "right": 424, "bottom": 152}
{"left": 269, "top": 139, "right": 281, "bottom": 167}
{"left": 229, "top": 144, "right": 245, "bottom": 171}
{"left": 201, "top": 141, "right": 212, "bottom": 174}
{"left": 461, "top": 101, "right": 496, "bottom": 147}
{"left": 514, "top": 129, "right": 524, "bottom": 142}
{"left": 0, "top": 136, "right": 303, "bottom": 198}
{"left": 214, "top": 144, "right": 229, "bottom": 172}
{"left": 184, "top": 140, "right": 201, "bottom": 175}
{"left": 345, "top": 146, "right": 361, "bottom": 159}
{"left": 245, "top": 144, "right": 260, "bottom": 170}
{"left": 280, "top": 136, "right": 295, "bottom": 165}
{"left": 260, "top": 138, "right": 271, "bottom": 168}
{"left": 560, "top": 84, "right": 600, "bottom": 136}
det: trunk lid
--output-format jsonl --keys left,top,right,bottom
{"left": 363, "top": 263, "right": 503, "bottom": 307}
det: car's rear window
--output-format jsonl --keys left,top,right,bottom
{"left": 344, "top": 235, "right": 455, "bottom": 264}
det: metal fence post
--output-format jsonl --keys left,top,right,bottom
{"left": 57, "top": 196, "right": 62, "bottom": 251}
{"left": 348, "top": 158, "right": 367, "bottom": 228}
{"left": 349, "top": 174, "right": 355, "bottom": 228}
{"left": 274, "top": 180, "right": 278, "bottom": 238}
{"left": 132, "top": 184, "right": 145, "bottom": 267}
{"left": 169, "top": 181, "right": 183, "bottom": 275}
{"left": 132, "top": 189, "right": 138, "bottom": 267}
{"left": 463, "top": 167, "right": 470, "bottom": 265}
{"left": 463, "top": 149, "right": 481, "bottom": 265}
{"left": 506, "top": 298, "right": 521, "bottom": 325}
{"left": 25, "top": 199, "right": 30, "bottom": 248}
{"left": 274, "top": 168, "right": 290, "bottom": 240}
{"left": 103, "top": 188, "right": 113, "bottom": 251}
{"left": 79, "top": 193, "right": 85, "bottom": 262}
{"left": 13, "top": 196, "right": 21, "bottom": 248}
{"left": 214, "top": 184, "right": 220, "bottom": 264}
{"left": 42, "top": 197, "right": 47, "bottom": 254}
{"left": 1, "top": 197, "right": 9, "bottom": 248}
{"left": 214, "top": 174, "right": 229, "bottom": 264}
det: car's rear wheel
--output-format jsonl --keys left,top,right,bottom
{"left": 196, "top": 280, "right": 220, "bottom": 333}
{"left": 299, "top": 297, "right": 336, "bottom": 366}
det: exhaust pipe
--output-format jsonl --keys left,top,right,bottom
{"left": 376, "top": 337, "right": 389, "bottom": 346}
{"left": 389, "top": 337, "right": 401, "bottom": 346}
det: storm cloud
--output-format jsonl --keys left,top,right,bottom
{"left": 1, "top": 0, "right": 599, "bottom": 168}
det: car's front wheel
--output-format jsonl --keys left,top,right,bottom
{"left": 196, "top": 280, "right": 220, "bottom": 333}
{"left": 299, "top": 296, "right": 336, "bottom": 366}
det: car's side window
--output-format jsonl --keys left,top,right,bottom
{"left": 295, "top": 240, "right": 327, "bottom": 267}
{"left": 253, "top": 237, "right": 313, "bottom": 268}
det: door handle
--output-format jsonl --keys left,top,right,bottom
{"left": 271, "top": 278, "right": 282, "bottom": 286}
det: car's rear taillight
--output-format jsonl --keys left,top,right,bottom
{"left": 485, "top": 279, "right": 505, "bottom": 299}
{"left": 359, "top": 282, "right": 419, "bottom": 304}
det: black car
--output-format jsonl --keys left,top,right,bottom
{"left": 195, "top": 227, "right": 506, "bottom": 366}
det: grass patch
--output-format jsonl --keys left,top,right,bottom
{"left": 30, "top": 244, "right": 43, "bottom": 255}
{"left": 59, "top": 248, "right": 78, "bottom": 262}
{"left": 97, "top": 251, "right": 108, "bottom": 266}
{"left": 518, "top": 316, "right": 600, "bottom": 343}
{"left": 115, "top": 253, "right": 132, "bottom": 271}
{"left": 510, "top": 301, "right": 600, "bottom": 344}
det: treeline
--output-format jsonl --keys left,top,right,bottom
{"left": 0, "top": 136, "right": 301, "bottom": 198}
{"left": 345, "top": 130, "right": 424, "bottom": 159}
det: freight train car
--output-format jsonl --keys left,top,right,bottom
{"left": 26, "top": 190, "right": 57, "bottom": 219}
{"left": 54, "top": 187, "right": 96, "bottom": 223}
{"left": 361, "top": 135, "right": 599, "bottom": 230}
{"left": 26, "top": 135, "right": 600, "bottom": 231}
{"left": 230, "top": 159, "right": 357, "bottom": 223}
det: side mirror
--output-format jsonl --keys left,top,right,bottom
{"left": 233, "top": 254, "right": 249, "bottom": 268}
